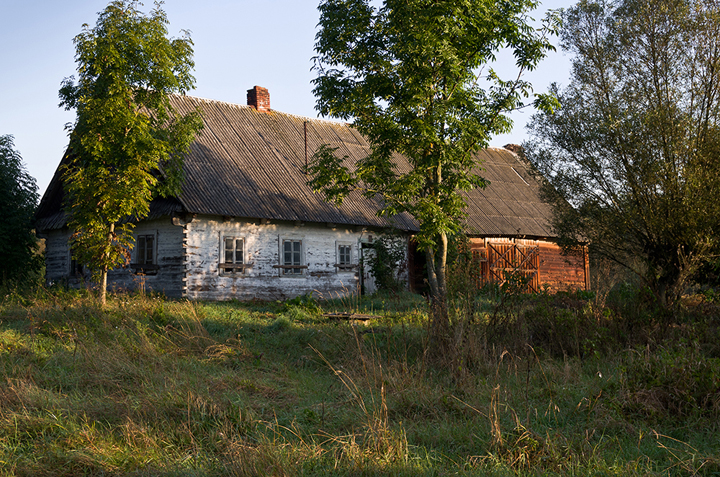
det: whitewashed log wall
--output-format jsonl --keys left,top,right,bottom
{"left": 42, "top": 215, "right": 409, "bottom": 300}
{"left": 42, "top": 218, "right": 185, "bottom": 297}
{"left": 107, "top": 219, "right": 185, "bottom": 297}
{"left": 43, "top": 229, "right": 72, "bottom": 285}
{"left": 183, "top": 216, "right": 365, "bottom": 301}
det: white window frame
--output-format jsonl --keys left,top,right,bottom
{"left": 132, "top": 231, "right": 159, "bottom": 275}
{"left": 277, "top": 237, "right": 306, "bottom": 277}
{"left": 335, "top": 241, "right": 356, "bottom": 272}
{"left": 219, "top": 236, "right": 248, "bottom": 275}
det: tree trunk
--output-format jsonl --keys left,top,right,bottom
{"left": 100, "top": 267, "right": 107, "bottom": 306}
{"left": 426, "top": 232, "right": 450, "bottom": 356}
{"left": 99, "top": 222, "right": 115, "bottom": 307}
{"left": 436, "top": 232, "right": 448, "bottom": 302}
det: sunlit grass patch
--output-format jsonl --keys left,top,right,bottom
{"left": 0, "top": 287, "right": 718, "bottom": 475}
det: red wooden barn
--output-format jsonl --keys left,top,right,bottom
{"left": 408, "top": 145, "right": 589, "bottom": 294}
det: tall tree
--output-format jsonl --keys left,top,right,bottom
{"left": 308, "top": 0, "right": 559, "bottom": 344}
{"left": 0, "top": 135, "right": 41, "bottom": 284}
{"left": 525, "top": 0, "right": 720, "bottom": 306}
{"left": 59, "top": 0, "right": 202, "bottom": 305}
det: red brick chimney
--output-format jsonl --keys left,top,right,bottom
{"left": 247, "top": 86, "right": 270, "bottom": 112}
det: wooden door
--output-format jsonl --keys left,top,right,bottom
{"left": 486, "top": 242, "right": 540, "bottom": 293}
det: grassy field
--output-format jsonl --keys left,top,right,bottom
{"left": 0, "top": 285, "right": 719, "bottom": 476}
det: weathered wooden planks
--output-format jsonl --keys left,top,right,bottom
{"left": 468, "top": 237, "right": 588, "bottom": 292}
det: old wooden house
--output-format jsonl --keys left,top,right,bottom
{"left": 35, "top": 86, "right": 588, "bottom": 300}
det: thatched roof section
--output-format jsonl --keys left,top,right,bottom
{"left": 36, "top": 94, "right": 555, "bottom": 238}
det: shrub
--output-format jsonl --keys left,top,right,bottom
{"left": 620, "top": 343, "right": 720, "bottom": 421}
{"left": 363, "top": 231, "right": 407, "bottom": 293}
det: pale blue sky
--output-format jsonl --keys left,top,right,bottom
{"left": 0, "top": 0, "right": 573, "bottom": 196}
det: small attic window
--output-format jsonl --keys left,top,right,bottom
{"left": 511, "top": 167, "right": 530, "bottom": 186}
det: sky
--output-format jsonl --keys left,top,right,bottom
{"left": 0, "top": 0, "right": 573, "bottom": 198}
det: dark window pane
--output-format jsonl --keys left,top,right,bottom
{"left": 282, "top": 240, "right": 302, "bottom": 274}
{"left": 225, "top": 238, "right": 234, "bottom": 264}
{"left": 146, "top": 237, "right": 154, "bottom": 263}
{"left": 138, "top": 236, "right": 146, "bottom": 263}
{"left": 235, "top": 239, "right": 243, "bottom": 264}
{"left": 339, "top": 245, "right": 351, "bottom": 264}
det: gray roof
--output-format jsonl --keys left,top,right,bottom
{"left": 462, "top": 148, "right": 554, "bottom": 237}
{"left": 36, "top": 94, "right": 555, "bottom": 238}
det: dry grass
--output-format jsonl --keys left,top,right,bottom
{"left": 0, "top": 286, "right": 718, "bottom": 475}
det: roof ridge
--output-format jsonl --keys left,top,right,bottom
{"left": 486, "top": 146, "right": 515, "bottom": 152}
{"left": 178, "top": 93, "right": 350, "bottom": 127}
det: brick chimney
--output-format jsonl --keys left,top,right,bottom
{"left": 247, "top": 86, "right": 270, "bottom": 112}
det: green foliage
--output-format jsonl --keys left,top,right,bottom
{"left": 621, "top": 343, "right": 720, "bottom": 421}
{"left": 363, "top": 232, "right": 407, "bottom": 293}
{"left": 0, "top": 135, "right": 41, "bottom": 284}
{"left": 308, "top": 0, "right": 560, "bottom": 318}
{"left": 59, "top": 0, "right": 202, "bottom": 301}
{"left": 525, "top": 0, "right": 720, "bottom": 306}
{"left": 445, "top": 234, "right": 481, "bottom": 298}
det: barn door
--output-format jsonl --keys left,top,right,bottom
{"left": 486, "top": 242, "right": 540, "bottom": 293}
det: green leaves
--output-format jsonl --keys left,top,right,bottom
{"left": 305, "top": 145, "right": 356, "bottom": 206}
{"left": 311, "top": 0, "right": 557, "bottom": 248}
{"left": 59, "top": 0, "right": 202, "bottom": 299}
{"left": 310, "top": 0, "right": 557, "bottom": 313}
{"left": 526, "top": 0, "right": 720, "bottom": 305}
{"left": 0, "top": 135, "right": 41, "bottom": 284}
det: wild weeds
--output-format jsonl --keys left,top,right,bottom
{"left": 311, "top": 332, "right": 410, "bottom": 468}
{"left": 1, "top": 287, "right": 719, "bottom": 475}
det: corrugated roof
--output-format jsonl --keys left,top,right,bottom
{"left": 35, "top": 94, "right": 556, "bottom": 238}
{"left": 461, "top": 147, "right": 554, "bottom": 237}
{"left": 168, "top": 95, "right": 418, "bottom": 230}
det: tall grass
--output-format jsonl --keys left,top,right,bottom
{"left": 0, "top": 285, "right": 718, "bottom": 475}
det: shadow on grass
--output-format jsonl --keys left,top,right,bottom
{"left": 1, "top": 287, "right": 719, "bottom": 476}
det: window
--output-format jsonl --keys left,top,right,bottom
{"left": 70, "top": 258, "right": 84, "bottom": 277}
{"left": 336, "top": 243, "right": 355, "bottom": 271}
{"left": 220, "top": 237, "right": 246, "bottom": 274}
{"left": 282, "top": 239, "right": 303, "bottom": 275}
{"left": 338, "top": 245, "right": 351, "bottom": 265}
{"left": 137, "top": 235, "right": 155, "bottom": 265}
{"left": 132, "top": 234, "right": 158, "bottom": 274}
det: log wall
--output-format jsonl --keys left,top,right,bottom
{"left": 43, "top": 229, "right": 72, "bottom": 285}
{"left": 42, "top": 215, "right": 408, "bottom": 300}
{"left": 184, "top": 216, "right": 366, "bottom": 301}
{"left": 41, "top": 218, "right": 185, "bottom": 297}
{"left": 468, "top": 237, "right": 588, "bottom": 292}
{"left": 107, "top": 218, "right": 186, "bottom": 297}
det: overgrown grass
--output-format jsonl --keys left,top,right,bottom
{"left": 0, "top": 285, "right": 718, "bottom": 475}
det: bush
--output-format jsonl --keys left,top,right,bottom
{"left": 0, "top": 135, "right": 42, "bottom": 285}
{"left": 620, "top": 343, "right": 720, "bottom": 421}
{"left": 363, "top": 231, "right": 407, "bottom": 293}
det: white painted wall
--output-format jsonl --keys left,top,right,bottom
{"left": 184, "top": 216, "right": 365, "bottom": 301}
{"left": 42, "top": 214, "right": 409, "bottom": 301}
